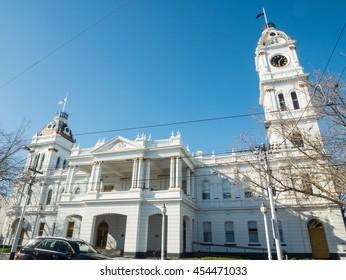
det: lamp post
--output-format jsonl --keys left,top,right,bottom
{"left": 9, "top": 146, "right": 40, "bottom": 260}
{"left": 161, "top": 204, "right": 167, "bottom": 260}
{"left": 262, "top": 121, "right": 283, "bottom": 260}
{"left": 260, "top": 201, "right": 272, "bottom": 260}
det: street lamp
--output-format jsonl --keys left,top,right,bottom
{"left": 262, "top": 121, "right": 283, "bottom": 260}
{"left": 161, "top": 204, "right": 167, "bottom": 260}
{"left": 9, "top": 146, "right": 37, "bottom": 260}
{"left": 260, "top": 201, "right": 272, "bottom": 260}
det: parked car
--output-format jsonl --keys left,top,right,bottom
{"left": 15, "top": 236, "right": 113, "bottom": 260}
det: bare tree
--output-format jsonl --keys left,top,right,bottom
{"left": 238, "top": 72, "right": 346, "bottom": 208}
{"left": 0, "top": 122, "right": 29, "bottom": 199}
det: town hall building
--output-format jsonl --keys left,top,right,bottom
{"left": 2, "top": 22, "right": 346, "bottom": 259}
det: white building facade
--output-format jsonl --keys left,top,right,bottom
{"left": 2, "top": 23, "right": 346, "bottom": 259}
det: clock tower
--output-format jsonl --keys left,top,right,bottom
{"left": 255, "top": 22, "right": 321, "bottom": 149}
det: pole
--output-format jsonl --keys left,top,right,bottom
{"left": 161, "top": 204, "right": 167, "bottom": 260}
{"left": 9, "top": 153, "right": 42, "bottom": 260}
{"left": 261, "top": 202, "right": 272, "bottom": 260}
{"left": 263, "top": 147, "right": 283, "bottom": 260}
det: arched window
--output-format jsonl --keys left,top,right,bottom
{"left": 39, "top": 154, "right": 45, "bottom": 170}
{"left": 46, "top": 189, "right": 53, "bottom": 205}
{"left": 222, "top": 180, "right": 232, "bottom": 199}
{"left": 291, "top": 91, "right": 300, "bottom": 109}
{"left": 55, "top": 157, "right": 61, "bottom": 169}
{"left": 74, "top": 187, "right": 81, "bottom": 194}
{"left": 202, "top": 180, "right": 210, "bottom": 200}
{"left": 278, "top": 93, "right": 286, "bottom": 111}
{"left": 62, "top": 159, "right": 67, "bottom": 170}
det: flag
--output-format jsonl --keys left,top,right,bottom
{"left": 256, "top": 11, "right": 264, "bottom": 19}
{"left": 59, "top": 97, "right": 67, "bottom": 105}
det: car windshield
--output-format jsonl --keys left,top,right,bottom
{"left": 70, "top": 241, "right": 98, "bottom": 254}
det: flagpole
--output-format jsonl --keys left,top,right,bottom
{"left": 62, "top": 92, "right": 68, "bottom": 113}
{"left": 262, "top": 8, "right": 268, "bottom": 27}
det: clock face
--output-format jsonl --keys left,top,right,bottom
{"left": 270, "top": 54, "right": 288, "bottom": 67}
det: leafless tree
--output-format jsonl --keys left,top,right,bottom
{"left": 0, "top": 121, "right": 29, "bottom": 200}
{"left": 237, "top": 72, "right": 346, "bottom": 208}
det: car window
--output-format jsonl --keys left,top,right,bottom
{"left": 55, "top": 241, "right": 71, "bottom": 253}
{"left": 23, "top": 238, "right": 44, "bottom": 248}
{"left": 71, "top": 241, "right": 98, "bottom": 254}
{"left": 36, "top": 239, "right": 57, "bottom": 251}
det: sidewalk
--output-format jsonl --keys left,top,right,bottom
{"left": 0, "top": 253, "right": 10, "bottom": 260}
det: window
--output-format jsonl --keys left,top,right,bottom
{"left": 39, "top": 154, "right": 45, "bottom": 170}
{"left": 46, "top": 189, "right": 53, "bottom": 205}
{"left": 244, "top": 187, "right": 253, "bottom": 198}
{"left": 203, "top": 222, "right": 212, "bottom": 243}
{"left": 38, "top": 223, "right": 45, "bottom": 236}
{"left": 62, "top": 159, "right": 67, "bottom": 170}
{"left": 202, "top": 181, "right": 210, "bottom": 200}
{"left": 248, "top": 221, "right": 259, "bottom": 243}
{"left": 278, "top": 93, "right": 286, "bottom": 111}
{"left": 103, "top": 185, "right": 114, "bottom": 192}
{"left": 55, "top": 157, "right": 61, "bottom": 169}
{"left": 291, "top": 91, "right": 300, "bottom": 109}
{"left": 55, "top": 241, "right": 71, "bottom": 253}
{"left": 36, "top": 239, "right": 57, "bottom": 251}
{"left": 225, "top": 222, "right": 235, "bottom": 243}
{"left": 74, "top": 187, "right": 81, "bottom": 194}
{"left": 278, "top": 221, "right": 284, "bottom": 243}
{"left": 66, "top": 221, "right": 74, "bottom": 238}
{"left": 289, "top": 130, "right": 304, "bottom": 147}
{"left": 222, "top": 180, "right": 232, "bottom": 199}
{"left": 302, "top": 174, "right": 313, "bottom": 195}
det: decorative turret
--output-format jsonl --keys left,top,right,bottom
{"left": 37, "top": 111, "right": 75, "bottom": 143}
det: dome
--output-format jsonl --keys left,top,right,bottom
{"left": 37, "top": 111, "right": 75, "bottom": 143}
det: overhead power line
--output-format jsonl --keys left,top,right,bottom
{"left": 0, "top": 0, "right": 134, "bottom": 91}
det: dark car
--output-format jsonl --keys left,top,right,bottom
{"left": 15, "top": 236, "right": 113, "bottom": 260}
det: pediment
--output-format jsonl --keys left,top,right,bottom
{"left": 91, "top": 136, "right": 143, "bottom": 153}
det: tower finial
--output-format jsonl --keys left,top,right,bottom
{"left": 59, "top": 92, "right": 69, "bottom": 113}
{"left": 256, "top": 7, "right": 269, "bottom": 28}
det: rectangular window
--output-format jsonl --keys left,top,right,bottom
{"left": 225, "top": 222, "right": 235, "bottom": 243}
{"left": 278, "top": 94, "right": 287, "bottom": 111}
{"left": 203, "top": 222, "right": 212, "bottom": 243}
{"left": 103, "top": 185, "right": 115, "bottom": 192}
{"left": 38, "top": 223, "right": 45, "bottom": 236}
{"left": 248, "top": 221, "right": 259, "bottom": 243}
{"left": 291, "top": 92, "right": 300, "bottom": 109}
{"left": 66, "top": 221, "right": 74, "bottom": 238}
{"left": 278, "top": 221, "right": 284, "bottom": 243}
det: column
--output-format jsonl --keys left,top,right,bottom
{"left": 88, "top": 161, "right": 102, "bottom": 192}
{"left": 169, "top": 157, "right": 175, "bottom": 188}
{"left": 191, "top": 172, "right": 195, "bottom": 199}
{"left": 131, "top": 158, "right": 138, "bottom": 189}
{"left": 66, "top": 165, "right": 77, "bottom": 193}
{"left": 137, "top": 158, "right": 144, "bottom": 189}
{"left": 186, "top": 168, "right": 191, "bottom": 195}
{"left": 145, "top": 159, "right": 151, "bottom": 189}
{"left": 175, "top": 157, "right": 182, "bottom": 188}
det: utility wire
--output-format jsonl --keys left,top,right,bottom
{"left": 0, "top": 0, "right": 134, "bottom": 91}
{"left": 275, "top": 21, "right": 346, "bottom": 150}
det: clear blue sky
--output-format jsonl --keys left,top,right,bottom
{"left": 0, "top": 0, "right": 345, "bottom": 155}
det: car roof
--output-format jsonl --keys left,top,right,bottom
{"left": 32, "top": 236, "right": 87, "bottom": 243}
